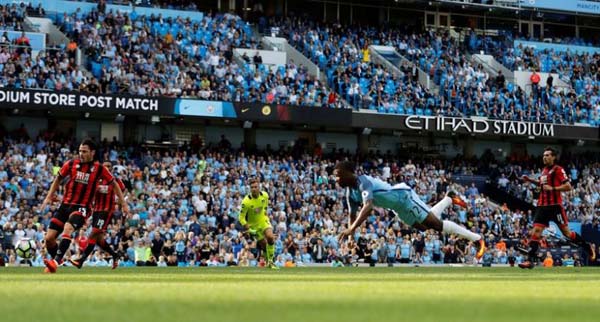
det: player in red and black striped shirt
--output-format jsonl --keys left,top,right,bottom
{"left": 518, "top": 147, "right": 596, "bottom": 269}
{"left": 39, "top": 139, "right": 129, "bottom": 273}
{"left": 70, "top": 162, "right": 126, "bottom": 270}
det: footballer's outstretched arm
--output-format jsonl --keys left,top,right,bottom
{"left": 346, "top": 189, "right": 359, "bottom": 229}
{"left": 339, "top": 199, "right": 373, "bottom": 240}
{"left": 349, "top": 210, "right": 357, "bottom": 229}
{"left": 521, "top": 175, "right": 541, "bottom": 185}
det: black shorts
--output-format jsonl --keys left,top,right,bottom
{"left": 49, "top": 204, "right": 91, "bottom": 232}
{"left": 533, "top": 205, "right": 568, "bottom": 228}
{"left": 91, "top": 211, "right": 113, "bottom": 231}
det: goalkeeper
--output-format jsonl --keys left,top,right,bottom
{"left": 239, "top": 178, "right": 278, "bottom": 269}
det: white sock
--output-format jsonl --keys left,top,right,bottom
{"left": 430, "top": 197, "right": 452, "bottom": 219}
{"left": 443, "top": 220, "right": 481, "bottom": 242}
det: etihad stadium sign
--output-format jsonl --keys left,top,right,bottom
{"left": 353, "top": 114, "right": 599, "bottom": 140}
{"left": 404, "top": 115, "right": 555, "bottom": 137}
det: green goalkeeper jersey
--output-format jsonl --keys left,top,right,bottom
{"left": 239, "top": 191, "right": 269, "bottom": 227}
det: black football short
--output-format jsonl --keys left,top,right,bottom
{"left": 91, "top": 211, "right": 113, "bottom": 231}
{"left": 49, "top": 204, "right": 90, "bottom": 232}
{"left": 533, "top": 205, "right": 568, "bottom": 228}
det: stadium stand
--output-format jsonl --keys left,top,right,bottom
{"left": 466, "top": 31, "right": 600, "bottom": 125}
{"left": 0, "top": 45, "right": 87, "bottom": 90}
{"left": 49, "top": 8, "right": 343, "bottom": 107}
{"left": 0, "top": 0, "right": 597, "bottom": 270}
{"left": 0, "top": 3, "right": 27, "bottom": 31}
{"left": 1, "top": 2, "right": 596, "bottom": 120}
{"left": 267, "top": 16, "right": 599, "bottom": 124}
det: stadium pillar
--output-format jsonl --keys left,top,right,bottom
{"left": 380, "top": 7, "right": 388, "bottom": 24}
{"left": 349, "top": 4, "right": 353, "bottom": 24}
{"left": 463, "top": 135, "right": 475, "bottom": 158}
{"left": 123, "top": 116, "right": 137, "bottom": 145}
{"left": 244, "top": 128, "right": 256, "bottom": 150}
{"left": 357, "top": 133, "right": 369, "bottom": 155}
{"left": 560, "top": 142, "right": 574, "bottom": 156}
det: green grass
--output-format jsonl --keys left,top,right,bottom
{"left": 1, "top": 267, "right": 599, "bottom": 322}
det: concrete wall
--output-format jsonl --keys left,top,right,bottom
{"left": 361, "top": 134, "right": 404, "bottom": 154}
{"left": 136, "top": 124, "right": 166, "bottom": 142}
{"left": 100, "top": 122, "right": 122, "bottom": 143}
{"left": 515, "top": 40, "right": 600, "bottom": 55}
{"left": 471, "top": 54, "right": 514, "bottom": 83}
{"left": 255, "top": 129, "right": 297, "bottom": 149}
{"left": 76, "top": 120, "right": 101, "bottom": 141}
{"left": 234, "top": 48, "right": 287, "bottom": 67}
{"left": 206, "top": 126, "right": 244, "bottom": 148}
{"left": 0, "top": 29, "right": 46, "bottom": 51}
{"left": 472, "top": 140, "right": 511, "bottom": 158}
{"left": 316, "top": 132, "right": 356, "bottom": 153}
{"left": 263, "top": 37, "right": 321, "bottom": 78}
{"left": 370, "top": 45, "right": 432, "bottom": 90}
{"left": 514, "top": 71, "right": 571, "bottom": 94}
{"left": 1, "top": 116, "right": 47, "bottom": 138}
{"left": 27, "top": 17, "right": 69, "bottom": 47}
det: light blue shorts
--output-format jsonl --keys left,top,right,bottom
{"left": 391, "top": 190, "right": 431, "bottom": 226}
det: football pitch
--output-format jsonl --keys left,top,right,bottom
{"left": 1, "top": 267, "right": 598, "bottom": 322}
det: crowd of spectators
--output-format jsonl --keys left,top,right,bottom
{"left": 0, "top": 44, "right": 88, "bottom": 91}
{"left": 58, "top": 8, "right": 253, "bottom": 96}
{"left": 0, "top": 3, "right": 27, "bottom": 31}
{"left": 270, "top": 16, "right": 430, "bottom": 113}
{"left": 0, "top": 130, "right": 598, "bottom": 268}
{"left": 50, "top": 6, "right": 343, "bottom": 107}
{"left": 466, "top": 31, "right": 600, "bottom": 125}
{"left": 0, "top": 3, "right": 88, "bottom": 91}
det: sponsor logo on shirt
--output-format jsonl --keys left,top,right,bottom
{"left": 75, "top": 171, "right": 90, "bottom": 184}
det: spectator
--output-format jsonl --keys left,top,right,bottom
{"left": 546, "top": 73, "right": 553, "bottom": 89}
{"left": 498, "top": 174, "right": 509, "bottom": 189}
{"left": 496, "top": 70, "right": 505, "bottom": 88}
{"left": 467, "top": 183, "right": 479, "bottom": 198}
{"left": 135, "top": 240, "right": 152, "bottom": 266}
{"left": 253, "top": 51, "right": 263, "bottom": 67}
{"left": 67, "top": 40, "right": 77, "bottom": 60}
{"left": 530, "top": 70, "right": 540, "bottom": 98}
{"left": 542, "top": 251, "right": 554, "bottom": 267}
{"left": 150, "top": 233, "right": 164, "bottom": 259}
